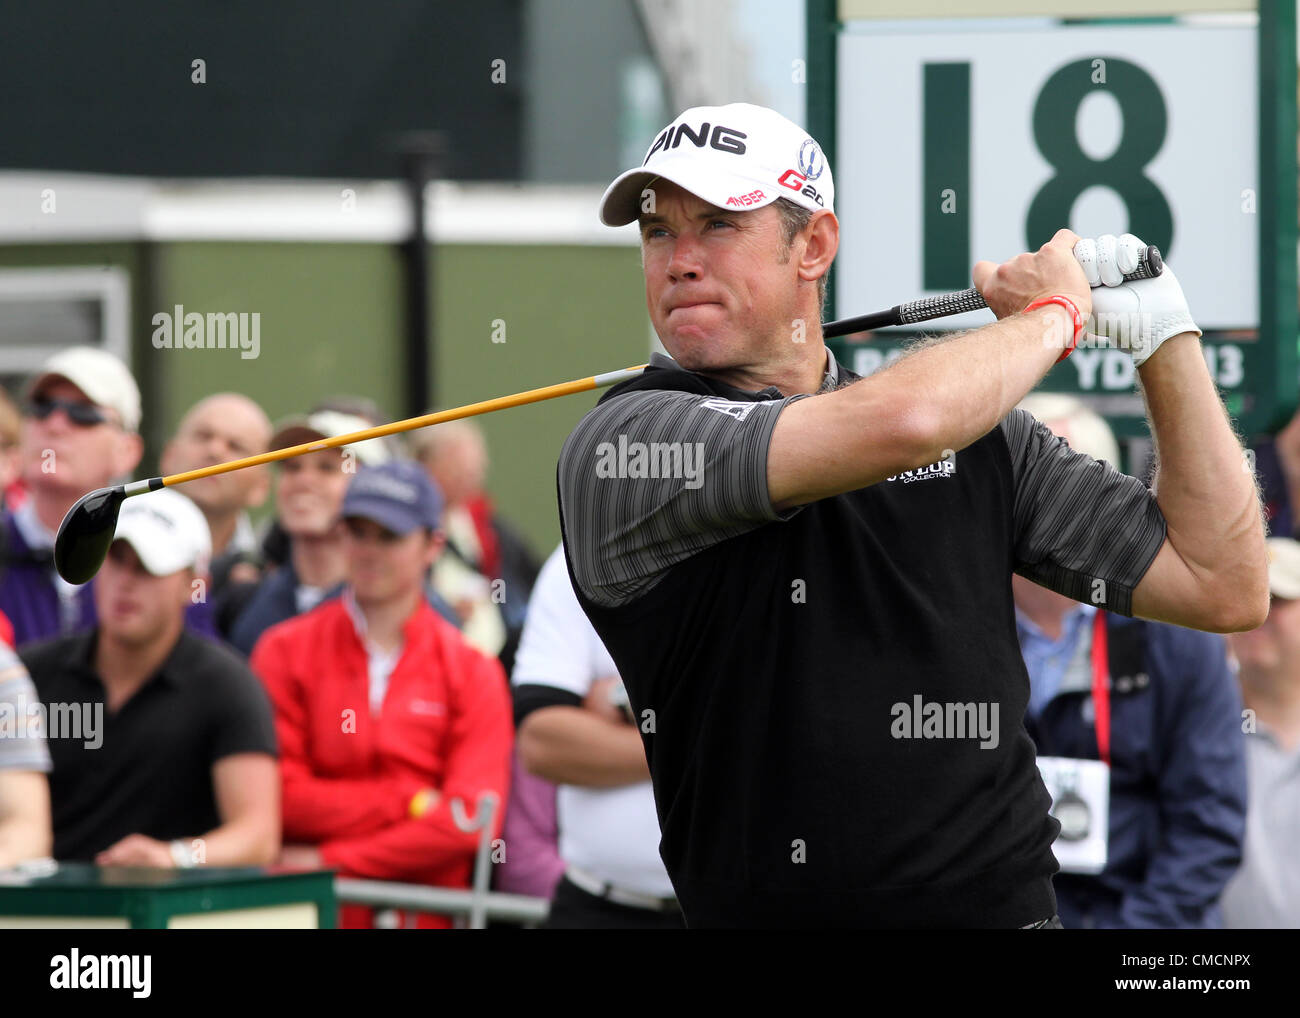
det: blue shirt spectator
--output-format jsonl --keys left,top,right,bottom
{"left": 1014, "top": 393, "right": 1246, "bottom": 929}
{"left": 1018, "top": 603, "right": 1096, "bottom": 720}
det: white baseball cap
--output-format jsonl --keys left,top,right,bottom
{"left": 111, "top": 488, "right": 212, "bottom": 576}
{"left": 26, "top": 346, "right": 141, "bottom": 432}
{"left": 599, "top": 102, "right": 834, "bottom": 227}
{"left": 269, "top": 410, "right": 391, "bottom": 467}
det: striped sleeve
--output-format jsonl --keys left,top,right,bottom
{"left": 558, "top": 389, "right": 804, "bottom": 608}
{"left": 1001, "top": 408, "right": 1167, "bottom": 617}
{"left": 0, "top": 646, "right": 52, "bottom": 773}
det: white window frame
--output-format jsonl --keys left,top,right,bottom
{"left": 0, "top": 266, "right": 131, "bottom": 375}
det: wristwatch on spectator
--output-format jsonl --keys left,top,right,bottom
{"left": 170, "top": 839, "right": 198, "bottom": 868}
{"left": 608, "top": 680, "right": 634, "bottom": 725}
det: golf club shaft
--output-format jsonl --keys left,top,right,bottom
{"left": 129, "top": 365, "right": 648, "bottom": 497}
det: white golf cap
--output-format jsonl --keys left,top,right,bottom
{"left": 111, "top": 488, "right": 212, "bottom": 577}
{"left": 269, "top": 410, "right": 391, "bottom": 467}
{"left": 26, "top": 346, "right": 141, "bottom": 433}
{"left": 1266, "top": 537, "right": 1300, "bottom": 600}
{"left": 599, "top": 102, "right": 834, "bottom": 227}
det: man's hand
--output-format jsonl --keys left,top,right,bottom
{"left": 278, "top": 844, "right": 324, "bottom": 868}
{"left": 95, "top": 834, "right": 174, "bottom": 868}
{"left": 584, "top": 676, "right": 632, "bottom": 726}
{"left": 1074, "top": 233, "right": 1200, "bottom": 366}
{"left": 973, "top": 228, "right": 1093, "bottom": 321}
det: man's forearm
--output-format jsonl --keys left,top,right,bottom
{"left": 518, "top": 707, "right": 650, "bottom": 787}
{"left": 771, "top": 307, "right": 1071, "bottom": 509}
{"left": 771, "top": 231, "right": 1092, "bottom": 509}
{"left": 1135, "top": 334, "right": 1268, "bottom": 628}
{"left": 188, "top": 815, "right": 280, "bottom": 866}
{"left": 888, "top": 305, "right": 1070, "bottom": 461}
{"left": 0, "top": 774, "right": 52, "bottom": 865}
{"left": 0, "top": 817, "right": 52, "bottom": 866}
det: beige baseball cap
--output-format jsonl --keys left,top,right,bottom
{"left": 1266, "top": 537, "right": 1300, "bottom": 600}
{"left": 26, "top": 346, "right": 141, "bottom": 432}
{"left": 111, "top": 488, "right": 212, "bottom": 576}
{"left": 599, "top": 102, "right": 834, "bottom": 227}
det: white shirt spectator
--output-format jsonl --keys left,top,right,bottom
{"left": 512, "top": 546, "right": 673, "bottom": 898}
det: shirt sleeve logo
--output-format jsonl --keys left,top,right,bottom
{"left": 699, "top": 397, "right": 760, "bottom": 421}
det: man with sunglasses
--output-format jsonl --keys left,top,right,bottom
{"left": 251, "top": 461, "right": 513, "bottom": 927}
{"left": 0, "top": 348, "right": 144, "bottom": 647}
{"left": 0, "top": 347, "right": 220, "bottom": 648}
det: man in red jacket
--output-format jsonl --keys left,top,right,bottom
{"left": 251, "top": 461, "right": 513, "bottom": 928}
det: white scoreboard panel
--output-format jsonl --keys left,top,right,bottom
{"left": 835, "top": 22, "right": 1258, "bottom": 331}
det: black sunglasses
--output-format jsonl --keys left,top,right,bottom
{"left": 23, "top": 396, "right": 111, "bottom": 427}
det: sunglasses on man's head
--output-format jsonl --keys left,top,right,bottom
{"left": 23, "top": 396, "right": 111, "bottom": 427}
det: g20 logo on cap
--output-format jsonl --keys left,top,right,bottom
{"left": 777, "top": 169, "right": 826, "bottom": 207}
{"left": 797, "top": 139, "right": 825, "bottom": 181}
{"left": 643, "top": 122, "right": 748, "bottom": 165}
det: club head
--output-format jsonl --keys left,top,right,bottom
{"left": 54, "top": 486, "right": 126, "bottom": 585}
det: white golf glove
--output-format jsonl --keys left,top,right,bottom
{"left": 1073, "top": 233, "right": 1201, "bottom": 367}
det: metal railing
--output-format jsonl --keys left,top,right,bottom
{"left": 333, "top": 791, "right": 550, "bottom": 929}
{"left": 334, "top": 878, "right": 549, "bottom": 928}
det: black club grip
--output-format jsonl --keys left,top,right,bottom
{"left": 896, "top": 244, "right": 1164, "bottom": 326}
{"left": 823, "top": 244, "right": 1165, "bottom": 338}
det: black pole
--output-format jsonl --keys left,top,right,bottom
{"left": 398, "top": 132, "right": 445, "bottom": 416}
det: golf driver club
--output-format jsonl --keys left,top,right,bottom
{"left": 54, "top": 364, "right": 646, "bottom": 584}
{"left": 54, "top": 245, "right": 1164, "bottom": 584}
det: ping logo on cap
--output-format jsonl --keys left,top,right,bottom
{"left": 136, "top": 506, "right": 177, "bottom": 529}
{"left": 643, "top": 122, "right": 748, "bottom": 165}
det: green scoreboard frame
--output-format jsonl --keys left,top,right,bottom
{"left": 807, "top": 0, "right": 1298, "bottom": 443}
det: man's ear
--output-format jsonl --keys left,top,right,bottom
{"left": 798, "top": 210, "right": 839, "bottom": 287}
{"left": 113, "top": 430, "right": 145, "bottom": 479}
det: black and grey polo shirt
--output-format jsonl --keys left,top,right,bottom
{"left": 20, "top": 629, "right": 278, "bottom": 861}
{"left": 557, "top": 350, "right": 1165, "bottom": 929}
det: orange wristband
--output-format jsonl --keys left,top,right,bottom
{"left": 1024, "top": 295, "right": 1085, "bottom": 362}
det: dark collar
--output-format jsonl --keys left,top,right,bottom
{"left": 68, "top": 627, "right": 195, "bottom": 689}
{"left": 609, "top": 349, "right": 851, "bottom": 406}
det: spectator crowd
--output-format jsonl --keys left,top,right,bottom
{"left": 0, "top": 346, "right": 1298, "bottom": 928}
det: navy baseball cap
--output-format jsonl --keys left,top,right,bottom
{"left": 342, "top": 461, "right": 443, "bottom": 535}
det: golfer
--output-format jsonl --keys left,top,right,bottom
{"left": 556, "top": 103, "right": 1268, "bottom": 928}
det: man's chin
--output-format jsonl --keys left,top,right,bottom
{"left": 661, "top": 335, "right": 734, "bottom": 372}
{"left": 101, "top": 622, "right": 155, "bottom": 647}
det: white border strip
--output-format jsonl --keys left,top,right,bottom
{"left": 0, "top": 174, "right": 640, "bottom": 247}
{"left": 839, "top": 0, "right": 1252, "bottom": 17}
